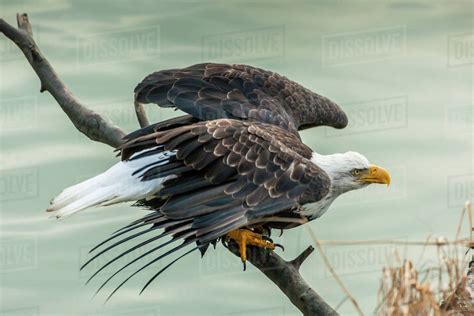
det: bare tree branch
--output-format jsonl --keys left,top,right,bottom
{"left": 1, "top": 13, "right": 339, "bottom": 315}
{"left": 0, "top": 14, "right": 126, "bottom": 148}
{"left": 134, "top": 94, "right": 150, "bottom": 128}
{"left": 290, "top": 245, "right": 316, "bottom": 270}
{"left": 16, "top": 12, "right": 32, "bottom": 36}
{"left": 226, "top": 243, "right": 338, "bottom": 316}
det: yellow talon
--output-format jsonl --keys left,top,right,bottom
{"left": 226, "top": 229, "right": 275, "bottom": 267}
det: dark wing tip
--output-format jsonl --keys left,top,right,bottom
{"left": 330, "top": 103, "right": 348, "bottom": 129}
{"left": 298, "top": 94, "right": 348, "bottom": 130}
{"left": 134, "top": 63, "right": 349, "bottom": 133}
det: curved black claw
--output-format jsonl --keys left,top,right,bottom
{"left": 274, "top": 243, "right": 285, "bottom": 252}
{"left": 242, "top": 261, "right": 247, "bottom": 271}
{"left": 262, "top": 235, "right": 274, "bottom": 243}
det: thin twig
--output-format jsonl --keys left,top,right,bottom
{"left": 290, "top": 246, "right": 314, "bottom": 270}
{"left": 467, "top": 201, "right": 472, "bottom": 242}
{"left": 333, "top": 296, "right": 350, "bottom": 311}
{"left": 134, "top": 94, "right": 150, "bottom": 128}
{"left": 304, "top": 226, "right": 364, "bottom": 316}
{"left": 455, "top": 204, "right": 467, "bottom": 241}
{"left": 16, "top": 13, "right": 32, "bottom": 36}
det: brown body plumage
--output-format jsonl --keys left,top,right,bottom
{"left": 120, "top": 119, "right": 330, "bottom": 235}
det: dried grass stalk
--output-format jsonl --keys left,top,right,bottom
{"left": 378, "top": 257, "right": 474, "bottom": 315}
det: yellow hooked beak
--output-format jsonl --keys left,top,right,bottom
{"left": 360, "top": 164, "right": 391, "bottom": 186}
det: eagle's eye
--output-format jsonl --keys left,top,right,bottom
{"left": 351, "top": 169, "right": 360, "bottom": 176}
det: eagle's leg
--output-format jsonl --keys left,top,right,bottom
{"left": 226, "top": 229, "right": 275, "bottom": 270}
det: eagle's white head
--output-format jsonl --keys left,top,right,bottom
{"left": 311, "top": 151, "right": 390, "bottom": 195}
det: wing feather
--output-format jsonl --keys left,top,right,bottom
{"left": 122, "top": 118, "right": 330, "bottom": 221}
{"left": 134, "top": 63, "right": 348, "bottom": 135}
{"left": 85, "top": 118, "right": 331, "bottom": 297}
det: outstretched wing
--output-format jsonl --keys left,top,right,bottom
{"left": 84, "top": 119, "right": 330, "bottom": 298}
{"left": 134, "top": 63, "right": 348, "bottom": 135}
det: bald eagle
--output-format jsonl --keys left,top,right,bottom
{"left": 47, "top": 63, "right": 390, "bottom": 298}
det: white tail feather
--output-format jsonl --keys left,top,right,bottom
{"left": 47, "top": 149, "right": 174, "bottom": 219}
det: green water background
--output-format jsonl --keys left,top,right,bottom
{"left": 0, "top": 1, "right": 473, "bottom": 315}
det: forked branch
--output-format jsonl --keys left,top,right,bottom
{"left": 226, "top": 243, "right": 338, "bottom": 315}
{"left": 0, "top": 14, "right": 338, "bottom": 316}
